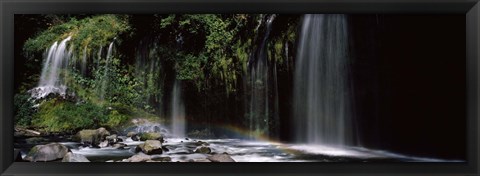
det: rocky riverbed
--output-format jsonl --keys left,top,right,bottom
{"left": 14, "top": 126, "right": 463, "bottom": 163}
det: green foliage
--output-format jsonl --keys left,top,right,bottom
{"left": 104, "top": 110, "right": 129, "bottom": 128}
{"left": 31, "top": 98, "right": 133, "bottom": 132}
{"left": 157, "top": 14, "right": 253, "bottom": 93}
{"left": 18, "top": 14, "right": 300, "bottom": 134}
{"left": 33, "top": 98, "right": 106, "bottom": 132}
{"left": 14, "top": 93, "right": 36, "bottom": 126}
{"left": 97, "top": 57, "right": 145, "bottom": 107}
{"left": 23, "top": 14, "right": 130, "bottom": 61}
{"left": 175, "top": 53, "right": 206, "bottom": 90}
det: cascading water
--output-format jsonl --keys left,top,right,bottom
{"left": 99, "top": 41, "right": 115, "bottom": 101}
{"left": 30, "top": 36, "right": 72, "bottom": 99}
{"left": 81, "top": 45, "right": 88, "bottom": 75}
{"left": 294, "top": 14, "right": 354, "bottom": 146}
{"left": 171, "top": 80, "right": 186, "bottom": 137}
{"left": 246, "top": 14, "right": 279, "bottom": 139}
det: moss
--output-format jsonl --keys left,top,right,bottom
{"left": 32, "top": 99, "right": 106, "bottom": 132}
{"left": 27, "top": 145, "right": 41, "bottom": 156}
{"left": 139, "top": 132, "right": 162, "bottom": 141}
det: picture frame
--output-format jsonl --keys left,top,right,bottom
{"left": 1, "top": 0, "right": 479, "bottom": 175}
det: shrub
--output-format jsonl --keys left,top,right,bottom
{"left": 104, "top": 110, "right": 129, "bottom": 128}
{"left": 14, "top": 93, "right": 36, "bottom": 127}
{"left": 32, "top": 98, "right": 106, "bottom": 132}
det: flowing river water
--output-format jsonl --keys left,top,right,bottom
{"left": 15, "top": 136, "right": 461, "bottom": 162}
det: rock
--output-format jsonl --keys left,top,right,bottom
{"left": 62, "top": 152, "right": 90, "bottom": 162}
{"left": 106, "top": 134, "right": 118, "bottom": 144}
{"left": 195, "top": 141, "right": 209, "bottom": 146}
{"left": 117, "top": 136, "right": 127, "bottom": 142}
{"left": 193, "top": 158, "right": 212, "bottom": 162}
{"left": 185, "top": 138, "right": 189, "bottom": 140}
{"left": 75, "top": 128, "right": 110, "bottom": 145}
{"left": 194, "top": 146, "right": 211, "bottom": 154}
{"left": 161, "top": 146, "right": 170, "bottom": 152}
{"left": 207, "top": 154, "right": 235, "bottom": 162}
{"left": 24, "top": 143, "right": 69, "bottom": 162}
{"left": 125, "top": 153, "right": 151, "bottom": 162}
{"left": 136, "top": 140, "right": 163, "bottom": 155}
{"left": 139, "top": 132, "right": 163, "bottom": 141}
{"left": 97, "top": 127, "right": 110, "bottom": 137}
{"left": 127, "top": 132, "right": 137, "bottom": 137}
{"left": 112, "top": 143, "right": 127, "bottom": 149}
{"left": 154, "top": 126, "right": 161, "bottom": 132}
{"left": 131, "top": 135, "right": 140, "bottom": 141}
{"left": 99, "top": 140, "right": 109, "bottom": 148}
{"left": 150, "top": 155, "right": 172, "bottom": 162}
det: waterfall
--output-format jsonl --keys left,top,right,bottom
{"left": 99, "top": 41, "right": 114, "bottom": 101}
{"left": 31, "top": 36, "right": 72, "bottom": 99}
{"left": 81, "top": 45, "right": 88, "bottom": 75}
{"left": 171, "top": 80, "right": 186, "bottom": 137}
{"left": 246, "top": 14, "right": 279, "bottom": 139}
{"left": 293, "top": 14, "right": 354, "bottom": 146}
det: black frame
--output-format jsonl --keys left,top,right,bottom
{"left": 1, "top": 0, "right": 479, "bottom": 175}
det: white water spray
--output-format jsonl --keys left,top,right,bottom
{"left": 31, "top": 36, "right": 72, "bottom": 99}
{"left": 171, "top": 80, "right": 186, "bottom": 137}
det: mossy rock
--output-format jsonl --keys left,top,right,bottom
{"left": 194, "top": 146, "right": 211, "bottom": 154}
{"left": 74, "top": 127, "right": 110, "bottom": 145}
{"left": 139, "top": 132, "right": 163, "bottom": 141}
{"left": 127, "top": 132, "right": 137, "bottom": 137}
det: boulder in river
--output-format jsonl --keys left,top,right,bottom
{"left": 194, "top": 146, "right": 212, "bottom": 154}
{"left": 207, "top": 154, "right": 235, "bottom": 162}
{"left": 117, "top": 136, "right": 127, "bottom": 142}
{"left": 74, "top": 127, "right": 110, "bottom": 146}
{"left": 97, "top": 127, "right": 110, "bottom": 137}
{"left": 127, "top": 132, "right": 137, "bottom": 137}
{"left": 195, "top": 141, "right": 209, "bottom": 146}
{"left": 139, "top": 132, "right": 163, "bottom": 142}
{"left": 106, "top": 134, "right": 118, "bottom": 144}
{"left": 131, "top": 135, "right": 140, "bottom": 141}
{"left": 24, "top": 143, "right": 69, "bottom": 162}
{"left": 62, "top": 152, "right": 90, "bottom": 162}
{"left": 136, "top": 140, "right": 163, "bottom": 155}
